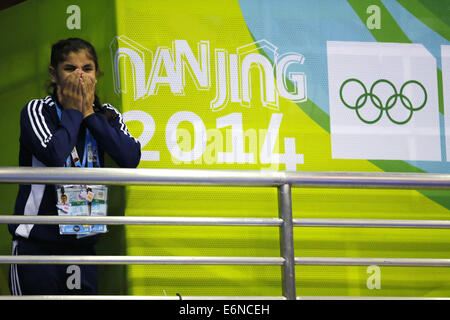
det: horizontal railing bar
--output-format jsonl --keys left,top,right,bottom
{"left": 2, "top": 255, "right": 449, "bottom": 267}
{"left": 0, "top": 167, "right": 449, "bottom": 189}
{"left": 295, "top": 257, "right": 450, "bottom": 267}
{"left": 0, "top": 255, "right": 285, "bottom": 265}
{"left": 293, "top": 218, "right": 450, "bottom": 229}
{"left": 2, "top": 216, "right": 450, "bottom": 229}
{"left": 0, "top": 215, "right": 283, "bottom": 226}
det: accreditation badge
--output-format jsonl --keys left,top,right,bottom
{"left": 81, "top": 184, "right": 108, "bottom": 238}
{"left": 56, "top": 184, "right": 108, "bottom": 237}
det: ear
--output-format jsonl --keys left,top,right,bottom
{"left": 49, "top": 66, "right": 57, "bottom": 83}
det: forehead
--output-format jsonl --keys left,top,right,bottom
{"left": 61, "top": 49, "right": 95, "bottom": 66}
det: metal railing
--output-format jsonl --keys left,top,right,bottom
{"left": 0, "top": 166, "right": 450, "bottom": 300}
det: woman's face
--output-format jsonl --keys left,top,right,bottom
{"left": 50, "top": 49, "right": 97, "bottom": 88}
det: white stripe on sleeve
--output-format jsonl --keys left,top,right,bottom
{"left": 27, "top": 99, "right": 53, "bottom": 148}
{"left": 31, "top": 100, "right": 50, "bottom": 144}
{"left": 27, "top": 100, "right": 46, "bottom": 148}
{"left": 38, "top": 100, "right": 52, "bottom": 139}
{"left": 104, "top": 104, "right": 138, "bottom": 143}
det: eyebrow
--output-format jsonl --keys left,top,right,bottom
{"left": 62, "top": 63, "right": 94, "bottom": 68}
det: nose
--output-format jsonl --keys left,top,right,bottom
{"left": 77, "top": 69, "right": 85, "bottom": 78}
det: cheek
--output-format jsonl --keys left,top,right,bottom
{"left": 84, "top": 71, "right": 97, "bottom": 82}
{"left": 55, "top": 71, "right": 70, "bottom": 85}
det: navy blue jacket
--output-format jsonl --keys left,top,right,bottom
{"left": 9, "top": 95, "right": 141, "bottom": 246}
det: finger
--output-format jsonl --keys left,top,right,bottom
{"left": 62, "top": 76, "right": 72, "bottom": 96}
{"left": 68, "top": 75, "right": 79, "bottom": 95}
{"left": 89, "top": 79, "right": 96, "bottom": 95}
{"left": 64, "top": 72, "right": 78, "bottom": 91}
{"left": 80, "top": 78, "right": 88, "bottom": 98}
{"left": 65, "top": 71, "right": 79, "bottom": 84}
{"left": 84, "top": 74, "right": 95, "bottom": 88}
{"left": 84, "top": 76, "right": 95, "bottom": 96}
{"left": 76, "top": 77, "right": 83, "bottom": 96}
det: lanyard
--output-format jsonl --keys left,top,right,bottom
{"left": 54, "top": 102, "right": 100, "bottom": 168}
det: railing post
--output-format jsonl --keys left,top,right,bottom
{"left": 277, "top": 183, "right": 296, "bottom": 300}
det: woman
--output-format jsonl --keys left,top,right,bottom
{"left": 8, "top": 38, "right": 141, "bottom": 295}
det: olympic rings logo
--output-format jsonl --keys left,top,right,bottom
{"left": 339, "top": 79, "right": 427, "bottom": 125}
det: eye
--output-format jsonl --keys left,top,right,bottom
{"left": 83, "top": 65, "right": 94, "bottom": 72}
{"left": 64, "top": 66, "right": 76, "bottom": 71}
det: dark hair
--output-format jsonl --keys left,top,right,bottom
{"left": 50, "top": 38, "right": 100, "bottom": 73}
{"left": 48, "top": 38, "right": 115, "bottom": 119}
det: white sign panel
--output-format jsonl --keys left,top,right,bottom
{"left": 442, "top": 45, "right": 450, "bottom": 162}
{"left": 327, "top": 41, "right": 441, "bottom": 161}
